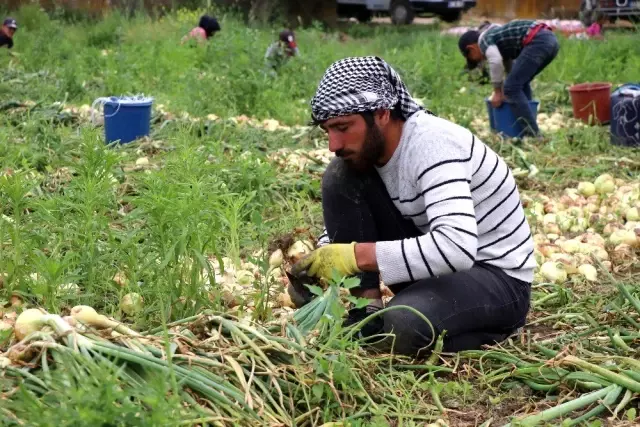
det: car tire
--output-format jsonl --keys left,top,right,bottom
{"left": 390, "top": 0, "right": 415, "bottom": 25}
{"left": 440, "top": 10, "right": 463, "bottom": 23}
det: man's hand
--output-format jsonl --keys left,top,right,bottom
{"left": 291, "top": 243, "right": 361, "bottom": 282}
{"left": 490, "top": 89, "right": 505, "bottom": 108}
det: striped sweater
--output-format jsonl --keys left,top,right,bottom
{"left": 320, "top": 111, "right": 535, "bottom": 285}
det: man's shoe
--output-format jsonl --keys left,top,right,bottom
{"left": 343, "top": 304, "right": 384, "bottom": 339}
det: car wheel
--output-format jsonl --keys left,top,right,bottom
{"left": 390, "top": 0, "right": 415, "bottom": 25}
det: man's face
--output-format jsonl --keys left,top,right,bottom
{"left": 2, "top": 25, "right": 16, "bottom": 38}
{"left": 465, "top": 44, "right": 484, "bottom": 64}
{"left": 321, "top": 114, "right": 386, "bottom": 172}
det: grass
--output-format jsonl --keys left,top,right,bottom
{"left": 0, "top": 4, "right": 639, "bottom": 426}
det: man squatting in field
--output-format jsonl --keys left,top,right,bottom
{"left": 458, "top": 20, "right": 560, "bottom": 137}
{"left": 290, "top": 57, "right": 535, "bottom": 357}
{"left": 1, "top": 18, "right": 18, "bottom": 50}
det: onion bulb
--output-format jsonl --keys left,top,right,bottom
{"left": 538, "top": 244, "right": 561, "bottom": 257}
{"left": 113, "top": 272, "right": 127, "bottom": 287}
{"left": 533, "top": 234, "right": 549, "bottom": 245}
{"left": 269, "top": 249, "right": 283, "bottom": 268}
{"left": 543, "top": 223, "right": 561, "bottom": 235}
{"left": 120, "top": 293, "right": 143, "bottom": 316}
{"left": 10, "top": 295, "right": 23, "bottom": 308}
{"left": 532, "top": 202, "right": 545, "bottom": 217}
{"left": 549, "top": 253, "right": 578, "bottom": 274}
{"left": 595, "top": 178, "right": 615, "bottom": 195}
{"left": 135, "top": 157, "right": 150, "bottom": 166}
{"left": 269, "top": 267, "right": 283, "bottom": 279}
{"left": 14, "top": 308, "right": 47, "bottom": 340}
{"left": 236, "top": 270, "right": 254, "bottom": 286}
{"left": 567, "top": 206, "right": 584, "bottom": 218}
{"left": 608, "top": 230, "right": 638, "bottom": 247}
{"left": 570, "top": 217, "right": 589, "bottom": 233}
{"left": 71, "top": 305, "right": 117, "bottom": 329}
{"left": 71, "top": 305, "right": 141, "bottom": 336}
{"left": 559, "top": 239, "right": 581, "bottom": 254}
{"left": 625, "top": 207, "right": 639, "bottom": 222}
{"left": 276, "top": 292, "right": 295, "bottom": 309}
{"left": 591, "top": 246, "right": 610, "bottom": 261}
{"left": 584, "top": 203, "right": 599, "bottom": 214}
{"left": 625, "top": 221, "right": 640, "bottom": 231}
{"left": 556, "top": 213, "right": 574, "bottom": 232}
{"left": 540, "top": 262, "right": 567, "bottom": 283}
{"left": 603, "top": 223, "right": 623, "bottom": 237}
{"left": 577, "top": 264, "right": 598, "bottom": 281}
{"left": 544, "top": 202, "right": 561, "bottom": 213}
{"left": 580, "top": 232, "right": 606, "bottom": 248}
{"left": 577, "top": 182, "right": 596, "bottom": 197}
{"left": 594, "top": 174, "right": 613, "bottom": 188}
{"left": 286, "top": 240, "right": 314, "bottom": 261}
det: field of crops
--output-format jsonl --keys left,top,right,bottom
{"left": 1, "top": 5, "right": 639, "bottom": 427}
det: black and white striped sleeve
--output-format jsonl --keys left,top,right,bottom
{"left": 375, "top": 134, "right": 478, "bottom": 285}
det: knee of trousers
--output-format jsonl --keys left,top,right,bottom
{"left": 322, "top": 157, "right": 366, "bottom": 200}
{"left": 382, "top": 302, "right": 438, "bottom": 356}
{"left": 322, "top": 157, "right": 349, "bottom": 194}
{"left": 503, "top": 82, "right": 523, "bottom": 98}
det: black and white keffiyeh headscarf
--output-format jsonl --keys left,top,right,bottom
{"left": 311, "top": 56, "right": 427, "bottom": 123}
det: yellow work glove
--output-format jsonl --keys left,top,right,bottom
{"left": 290, "top": 243, "right": 361, "bottom": 282}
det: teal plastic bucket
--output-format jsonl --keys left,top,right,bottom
{"left": 99, "top": 96, "right": 153, "bottom": 144}
{"left": 486, "top": 99, "right": 539, "bottom": 138}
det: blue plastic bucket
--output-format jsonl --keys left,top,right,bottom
{"left": 486, "top": 99, "right": 540, "bottom": 138}
{"left": 610, "top": 84, "right": 640, "bottom": 148}
{"left": 102, "top": 97, "right": 153, "bottom": 144}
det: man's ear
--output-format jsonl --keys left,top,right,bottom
{"left": 374, "top": 109, "right": 391, "bottom": 126}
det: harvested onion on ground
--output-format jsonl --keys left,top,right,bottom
{"left": 120, "top": 293, "right": 144, "bottom": 316}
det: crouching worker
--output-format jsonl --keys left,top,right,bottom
{"left": 1, "top": 18, "right": 18, "bottom": 50}
{"left": 265, "top": 30, "right": 299, "bottom": 73}
{"left": 182, "top": 15, "right": 220, "bottom": 45}
{"left": 290, "top": 56, "right": 535, "bottom": 357}
{"left": 458, "top": 20, "right": 560, "bottom": 137}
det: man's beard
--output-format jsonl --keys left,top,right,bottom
{"left": 337, "top": 124, "right": 386, "bottom": 172}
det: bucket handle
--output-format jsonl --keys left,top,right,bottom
{"left": 91, "top": 97, "right": 123, "bottom": 125}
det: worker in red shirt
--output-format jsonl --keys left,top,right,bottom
{"left": 181, "top": 15, "right": 220, "bottom": 45}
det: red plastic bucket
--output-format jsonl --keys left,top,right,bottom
{"left": 568, "top": 82, "right": 612, "bottom": 125}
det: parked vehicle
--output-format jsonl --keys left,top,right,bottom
{"left": 580, "top": 0, "right": 640, "bottom": 25}
{"left": 336, "top": 0, "right": 478, "bottom": 25}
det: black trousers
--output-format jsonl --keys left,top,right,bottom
{"left": 322, "top": 158, "right": 531, "bottom": 356}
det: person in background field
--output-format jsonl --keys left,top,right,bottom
{"left": 182, "top": 15, "right": 220, "bottom": 45}
{"left": 461, "top": 21, "right": 491, "bottom": 85}
{"left": 265, "top": 30, "right": 299, "bottom": 72}
{"left": 289, "top": 56, "right": 534, "bottom": 357}
{"left": 458, "top": 20, "right": 560, "bottom": 137}
{"left": 586, "top": 14, "right": 606, "bottom": 40}
{"left": 1, "top": 18, "right": 18, "bottom": 49}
